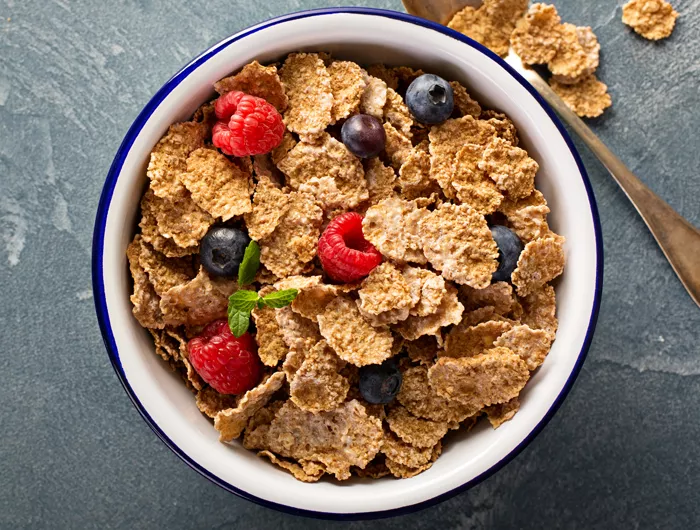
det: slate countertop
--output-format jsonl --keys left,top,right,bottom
{"left": 1, "top": 0, "right": 699, "bottom": 528}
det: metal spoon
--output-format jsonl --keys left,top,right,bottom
{"left": 403, "top": 0, "right": 700, "bottom": 308}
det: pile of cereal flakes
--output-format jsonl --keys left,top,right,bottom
{"left": 448, "top": 0, "right": 678, "bottom": 119}
{"left": 127, "top": 52, "right": 566, "bottom": 482}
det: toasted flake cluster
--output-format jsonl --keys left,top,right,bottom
{"left": 510, "top": 3, "right": 563, "bottom": 64}
{"left": 549, "top": 75, "right": 613, "bottom": 119}
{"left": 622, "top": 0, "right": 678, "bottom": 41}
{"left": 419, "top": 203, "right": 499, "bottom": 289}
{"left": 448, "top": 2, "right": 616, "bottom": 118}
{"left": 448, "top": 0, "right": 529, "bottom": 58}
{"left": 362, "top": 197, "right": 427, "bottom": 264}
{"left": 279, "top": 53, "right": 333, "bottom": 138}
{"left": 127, "top": 53, "right": 565, "bottom": 483}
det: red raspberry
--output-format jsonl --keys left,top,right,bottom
{"left": 187, "top": 319, "right": 261, "bottom": 395}
{"left": 211, "top": 91, "right": 285, "bottom": 157}
{"left": 318, "top": 212, "right": 383, "bottom": 283}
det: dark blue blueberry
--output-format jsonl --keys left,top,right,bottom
{"left": 359, "top": 361, "right": 403, "bottom": 405}
{"left": 405, "top": 74, "right": 454, "bottom": 125}
{"left": 490, "top": 225, "right": 524, "bottom": 282}
{"left": 341, "top": 114, "right": 386, "bottom": 158}
{"left": 200, "top": 226, "right": 250, "bottom": 278}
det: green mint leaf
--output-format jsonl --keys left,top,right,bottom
{"left": 261, "top": 288, "right": 299, "bottom": 309}
{"left": 228, "top": 310, "right": 250, "bottom": 338}
{"left": 228, "top": 289, "right": 261, "bottom": 313}
{"left": 237, "top": 241, "right": 261, "bottom": 287}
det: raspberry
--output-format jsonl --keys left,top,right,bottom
{"left": 211, "top": 91, "right": 285, "bottom": 157}
{"left": 187, "top": 319, "right": 261, "bottom": 395}
{"left": 318, "top": 212, "right": 383, "bottom": 283}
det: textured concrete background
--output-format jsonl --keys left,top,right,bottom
{"left": 1, "top": 0, "right": 699, "bottom": 528}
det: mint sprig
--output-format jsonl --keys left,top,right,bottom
{"left": 227, "top": 287, "right": 299, "bottom": 337}
{"left": 261, "top": 289, "right": 299, "bottom": 308}
{"left": 237, "top": 241, "right": 260, "bottom": 287}
{"left": 227, "top": 309, "right": 251, "bottom": 339}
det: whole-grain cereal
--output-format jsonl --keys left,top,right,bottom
{"left": 460, "top": 281, "right": 516, "bottom": 315}
{"left": 214, "top": 372, "right": 286, "bottom": 442}
{"left": 180, "top": 148, "right": 252, "bottom": 221}
{"left": 127, "top": 238, "right": 165, "bottom": 329}
{"left": 451, "top": 143, "right": 504, "bottom": 214}
{"left": 484, "top": 397, "right": 520, "bottom": 428}
{"left": 270, "top": 131, "right": 297, "bottom": 165}
{"left": 394, "top": 283, "right": 464, "bottom": 342}
{"left": 139, "top": 191, "right": 198, "bottom": 258}
{"left": 520, "top": 284, "right": 559, "bottom": 336}
{"left": 289, "top": 341, "right": 349, "bottom": 413}
{"left": 383, "top": 122, "right": 414, "bottom": 170}
{"left": 259, "top": 191, "right": 323, "bottom": 277}
{"left": 499, "top": 190, "right": 552, "bottom": 243}
{"left": 160, "top": 267, "right": 237, "bottom": 327}
{"left": 357, "top": 263, "right": 412, "bottom": 317}
{"left": 328, "top": 61, "right": 367, "bottom": 123}
{"left": 362, "top": 197, "right": 427, "bottom": 264}
{"left": 251, "top": 302, "right": 289, "bottom": 367}
{"left": 510, "top": 3, "right": 563, "bottom": 65}
{"left": 279, "top": 53, "right": 333, "bottom": 137}
{"left": 428, "top": 347, "right": 530, "bottom": 409}
{"left": 276, "top": 305, "right": 322, "bottom": 352}
{"left": 494, "top": 324, "right": 553, "bottom": 370}
{"left": 481, "top": 111, "right": 521, "bottom": 146}
{"left": 127, "top": 52, "right": 566, "bottom": 482}
{"left": 448, "top": 0, "right": 529, "bottom": 58}
{"left": 364, "top": 157, "right": 398, "bottom": 204}
{"left": 318, "top": 296, "right": 394, "bottom": 366}
{"left": 387, "top": 405, "right": 449, "bottom": 448}
{"left": 360, "top": 74, "right": 389, "bottom": 119}
{"left": 511, "top": 236, "right": 566, "bottom": 296}
{"left": 419, "top": 203, "right": 499, "bottom": 288}
{"left": 146, "top": 120, "right": 209, "bottom": 200}
{"left": 429, "top": 116, "right": 496, "bottom": 199}
{"left": 135, "top": 236, "right": 194, "bottom": 296}
{"left": 479, "top": 136, "right": 538, "bottom": 199}
{"left": 242, "top": 400, "right": 383, "bottom": 480}
{"left": 214, "top": 60, "right": 288, "bottom": 112}
{"left": 381, "top": 430, "right": 438, "bottom": 468}
{"left": 549, "top": 75, "right": 612, "bottom": 118}
{"left": 145, "top": 189, "right": 215, "bottom": 250}
{"left": 398, "top": 142, "right": 440, "bottom": 200}
{"left": 258, "top": 451, "right": 325, "bottom": 483}
{"left": 450, "top": 80, "right": 482, "bottom": 118}
{"left": 548, "top": 24, "right": 601, "bottom": 84}
{"left": 405, "top": 335, "right": 440, "bottom": 366}
{"left": 243, "top": 177, "right": 291, "bottom": 241}
{"left": 622, "top": 0, "right": 678, "bottom": 41}
{"left": 443, "top": 320, "right": 513, "bottom": 358}
{"left": 384, "top": 88, "right": 414, "bottom": 138}
{"left": 196, "top": 386, "right": 238, "bottom": 419}
{"left": 278, "top": 133, "right": 368, "bottom": 211}
{"left": 402, "top": 266, "right": 447, "bottom": 318}
{"left": 397, "top": 365, "right": 476, "bottom": 423}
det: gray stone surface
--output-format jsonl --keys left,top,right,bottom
{"left": 1, "top": 0, "right": 698, "bottom": 527}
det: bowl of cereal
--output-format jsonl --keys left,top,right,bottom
{"left": 93, "top": 7, "right": 602, "bottom": 519}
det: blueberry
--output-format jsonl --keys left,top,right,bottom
{"left": 200, "top": 226, "right": 251, "bottom": 278}
{"left": 405, "top": 74, "right": 454, "bottom": 125}
{"left": 490, "top": 225, "right": 524, "bottom": 282}
{"left": 341, "top": 114, "right": 386, "bottom": 158}
{"left": 359, "top": 361, "right": 402, "bottom": 405}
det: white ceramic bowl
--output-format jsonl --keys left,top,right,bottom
{"left": 93, "top": 7, "right": 602, "bottom": 519}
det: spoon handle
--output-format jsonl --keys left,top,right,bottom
{"left": 507, "top": 56, "right": 700, "bottom": 308}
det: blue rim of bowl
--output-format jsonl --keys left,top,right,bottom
{"left": 92, "top": 6, "right": 603, "bottom": 521}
